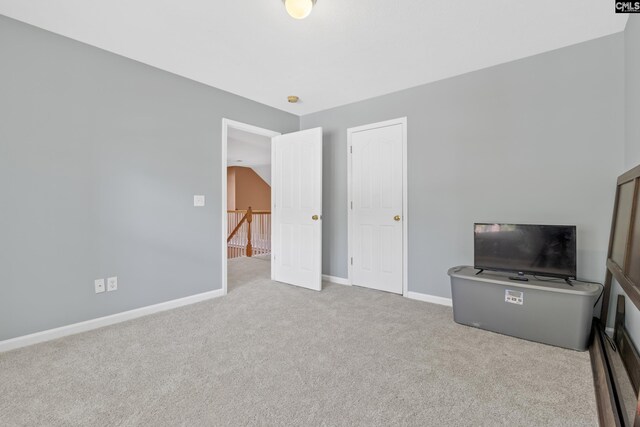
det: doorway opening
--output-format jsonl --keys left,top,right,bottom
{"left": 221, "top": 119, "right": 280, "bottom": 295}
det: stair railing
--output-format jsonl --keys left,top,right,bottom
{"left": 227, "top": 207, "right": 271, "bottom": 259}
{"left": 227, "top": 206, "right": 253, "bottom": 257}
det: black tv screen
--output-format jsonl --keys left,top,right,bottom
{"left": 474, "top": 223, "right": 577, "bottom": 279}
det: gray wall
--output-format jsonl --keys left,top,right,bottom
{"left": 301, "top": 34, "right": 625, "bottom": 297}
{"left": 0, "top": 16, "right": 298, "bottom": 341}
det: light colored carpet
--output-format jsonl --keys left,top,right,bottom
{"left": 0, "top": 257, "right": 597, "bottom": 426}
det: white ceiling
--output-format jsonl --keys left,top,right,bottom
{"left": 0, "top": 1, "right": 628, "bottom": 116}
{"left": 227, "top": 127, "right": 271, "bottom": 167}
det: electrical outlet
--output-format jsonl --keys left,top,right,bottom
{"left": 107, "top": 276, "right": 118, "bottom": 292}
{"left": 95, "top": 279, "right": 105, "bottom": 294}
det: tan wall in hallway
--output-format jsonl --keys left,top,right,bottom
{"left": 227, "top": 166, "right": 271, "bottom": 211}
{"left": 227, "top": 168, "right": 236, "bottom": 210}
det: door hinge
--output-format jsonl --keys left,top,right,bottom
{"left": 350, "top": 257, "right": 353, "bottom": 265}
{"left": 350, "top": 201, "right": 353, "bottom": 209}
{"left": 350, "top": 146, "right": 352, "bottom": 154}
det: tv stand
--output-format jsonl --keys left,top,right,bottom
{"left": 475, "top": 269, "right": 484, "bottom": 275}
{"left": 447, "top": 266, "right": 601, "bottom": 351}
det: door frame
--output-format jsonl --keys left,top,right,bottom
{"left": 221, "top": 118, "right": 280, "bottom": 295}
{"left": 347, "top": 117, "right": 408, "bottom": 296}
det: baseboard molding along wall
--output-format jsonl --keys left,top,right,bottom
{"left": 322, "top": 274, "right": 350, "bottom": 285}
{"left": 0, "top": 289, "right": 225, "bottom": 353}
{"left": 321, "top": 274, "right": 453, "bottom": 307}
{"left": 405, "top": 291, "right": 453, "bottom": 307}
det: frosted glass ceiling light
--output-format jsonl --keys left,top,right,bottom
{"left": 283, "top": 0, "right": 316, "bottom": 19}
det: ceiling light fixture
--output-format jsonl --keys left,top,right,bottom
{"left": 283, "top": 0, "right": 316, "bottom": 20}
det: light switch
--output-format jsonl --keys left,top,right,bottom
{"left": 194, "top": 195, "right": 205, "bottom": 207}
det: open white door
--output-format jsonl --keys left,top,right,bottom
{"left": 272, "top": 127, "right": 323, "bottom": 291}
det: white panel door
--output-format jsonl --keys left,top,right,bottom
{"left": 272, "top": 127, "right": 323, "bottom": 291}
{"left": 350, "top": 123, "right": 403, "bottom": 294}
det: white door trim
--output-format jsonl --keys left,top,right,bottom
{"left": 347, "top": 117, "right": 408, "bottom": 296}
{"left": 221, "top": 119, "right": 280, "bottom": 295}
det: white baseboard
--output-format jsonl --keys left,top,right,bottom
{"left": 0, "top": 289, "right": 225, "bottom": 353}
{"left": 322, "top": 274, "right": 350, "bottom": 285}
{"left": 320, "top": 277, "right": 452, "bottom": 308}
{"left": 405, "top": 291, "right": 453, "bottom": 307}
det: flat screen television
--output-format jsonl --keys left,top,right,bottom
{"left": 474, "top": 223, "right": 577, "bottom": 279}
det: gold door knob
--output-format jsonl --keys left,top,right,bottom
{"left": 312, "top": 215, "right": 319, "bottom": 221}
{"left": 394, "top": 215, "right": 401, "bottom": 221}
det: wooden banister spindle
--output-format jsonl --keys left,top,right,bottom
{"left": 246, "top": 207, "right": 253, "bottom": 257}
